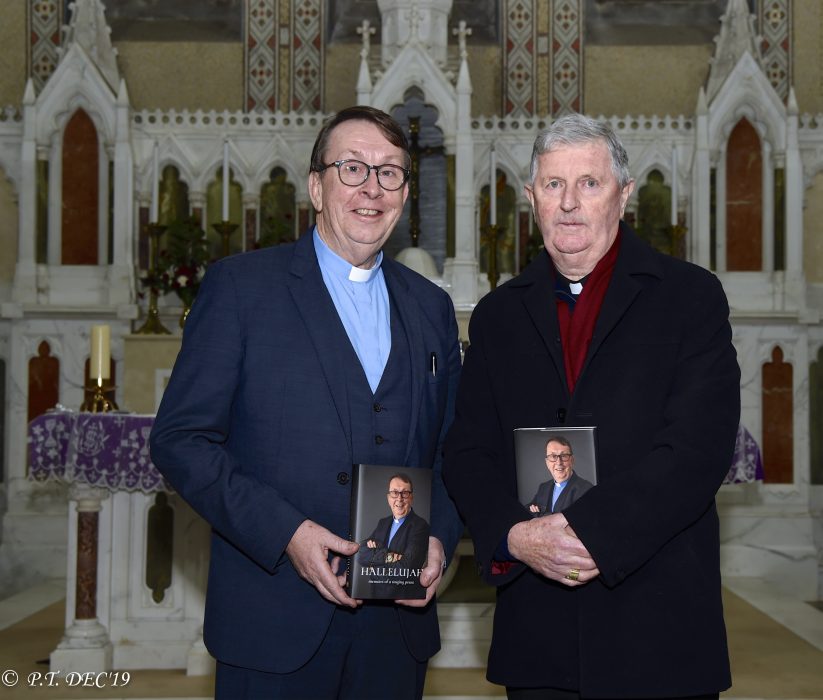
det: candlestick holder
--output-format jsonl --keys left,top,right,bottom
{"left": 212, "top": 221, "right": 239, "bottom": 259}
{"left": 134, "top": 222, "right": 171, "bottom": 335}
{"left": 482, "top": 224, "right": 504, "bottom": 290}
{"left": 80, "top": 378, "right": 119, "bottom": 413}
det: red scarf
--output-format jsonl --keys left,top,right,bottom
{"left": 556, "top": 230, "right": 621, "bottom": 395}
{"left": 490, "top": 231, "right": 622, "bottom": 577}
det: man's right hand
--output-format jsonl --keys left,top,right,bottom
{"left": 286, "top": 520, "right": 361, "bottom": 608}
{"left": 507, "top": 512, "right": 599, "bottom": 586}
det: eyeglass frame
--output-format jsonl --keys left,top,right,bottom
{"left": 312, "top": 159, "right": 410, "bottom": 191}
{"left": 387, "top": 489, "right": 413, "bottom": 499}
{"left": 545, "top": 452, "right": 573, "bottom": 463}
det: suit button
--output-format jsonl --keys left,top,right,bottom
{"left": 373, "top": 403, "right": 383, "bottom": 412}
{"left": 337, "top": 472, "right": 349, "bottom": 485}
{"left": 375, "top": 435, "right": 384, "bottom": 445}
{"left": 557, "top": 408, "right": 566, "bottom": 422}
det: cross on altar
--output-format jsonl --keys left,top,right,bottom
{"left": 407, "top": 115, "right": 445, "bottom": 248}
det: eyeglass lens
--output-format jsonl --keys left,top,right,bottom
{"left": 335, "top": 160, "right": 407, "bottom": 190}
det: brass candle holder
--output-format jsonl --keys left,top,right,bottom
{"left": 135, "top": 222, "right": 171, "bottom": 335}
{"left": 212, "top": 220, "right": 239, "bottom": 259}
{"left": 80, "top": 377, "right": 119, "bottom": 413}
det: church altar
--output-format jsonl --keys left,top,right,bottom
{"left": 29, "top": 409, "right": 211, "bottom": 675}
{"left": 29, "top": 409, "right": 763, "bottom": 674}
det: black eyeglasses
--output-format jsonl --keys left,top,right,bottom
{"left": 387, "top": 490, "right": 413, "bottom": 499}
{"left": 545, "top": 453, "right": 573, "bottom": 463}
{"left": 313, "top": 159, "right": 410, "bottom": 191}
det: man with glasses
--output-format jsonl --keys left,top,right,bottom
{"left": 527, "top": 437, "right": 593, "bottom": 516}
{"left": 151, "top": 106, "right": 462, "bottom": 699}
{"left": 362, "top": 474, "right": 430, "bottom": 568}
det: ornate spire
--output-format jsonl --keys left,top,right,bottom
{"left": 61, "top": 0, "right": 120, "bottom": 90}
{"left": 705, "top": 0, "right": 764, "bottom": 102}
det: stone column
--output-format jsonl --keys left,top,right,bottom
{"left": 50, "top": 484, "right": 113, "bottom": 673}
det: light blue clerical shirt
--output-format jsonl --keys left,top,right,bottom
{"left": 314, "top": 229, "right": 391, "bottom": 393}
{"left": 388, "top": 516, "right": 405, "bottom": 546}
{"left": 551, "top": 480, "right": 569, "bottom": 512}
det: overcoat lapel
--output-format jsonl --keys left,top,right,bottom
{"left": 518, "top": 251, "right": 569, "bottom": 397}
{"left": 382, "top": 259, "right": 425, "bottom": 467}
{"left": 584, "top": 226, "right": 662, "bottom": 369}
{"left": 286, "top": 234, "right": 353, "bottom": 459}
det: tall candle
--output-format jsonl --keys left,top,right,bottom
{"left": 671, "top": 145, "right": 678, "bottom": 226}
{"left": 90, "top": 325, "right": 111, "bottom": 381}
{"left": 489, "top": 144, "right": 497, "bottom": 226}
{"left": 222, "top": 140, "right": 230, "bottom": 221}
{"left": 150, "top": 142, "right": 159, "bottom": 223}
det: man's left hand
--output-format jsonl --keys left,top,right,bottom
{"left": 396, "top": 536, "right": 446, "bottom": 608}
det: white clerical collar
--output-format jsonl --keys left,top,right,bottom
{"left": 349, "top": 264, "right": 379, "bottom": 282}
{"left": 313, "top": 228, "right": 383, "bottom": 283}
{"left": 569, "top": 281, "right": 583, "bottom": 295}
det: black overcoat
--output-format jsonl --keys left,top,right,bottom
{"left": 444, "top": 224, "right": 740, "bottom": 697}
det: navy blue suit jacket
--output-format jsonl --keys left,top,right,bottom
{"left": 361, "top": 509, "right": 430, "bottom": 568}
{"left": 444, "top": 225, "right": 740, "bottom": 696}
{"left": 528, "top": 471, "right": 594, "bottom": 516}
{"left": 150, "top": 231, "right": 463, "bottom": 673}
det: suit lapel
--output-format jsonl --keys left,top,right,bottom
{"left": 382, "top": 259, "right": 425, "bottom": 466}
{"left": 287, "top": 234, "right": 354, "bottom": 459}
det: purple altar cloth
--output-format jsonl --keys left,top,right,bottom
{"left": 723, "top": 424, "right": 765, "bottom": 484}
{"left": 28, "top": 410, "right": 170, "bottom": 493}
{"left": 29, "top": 411, "right": 760, "bottom": 492}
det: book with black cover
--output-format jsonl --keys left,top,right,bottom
{"left": 347, "top": 464, "right": 432, "bottom": 599}
{"left": 513, "top": 427, "right": 598, "bottom": 517}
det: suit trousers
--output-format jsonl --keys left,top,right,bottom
{"left": 215, "top": 601, "right": 427, "bottom": 700}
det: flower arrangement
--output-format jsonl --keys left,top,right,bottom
{"left": 140, "top": 217, "right": 210, "bottom": 313}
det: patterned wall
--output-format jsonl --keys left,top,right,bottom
{"left": 503, "top": 0, "right": 538, "bottom": 117}
{"left": 27, "top": 0, "right": 63, "bottom": 92}
{"left": 245, "top": 0, "right": 278, "bottom": 111}
{"left": 549, "top": 0, "right": 584, "bottom": 116}
{"left": 245, "top": 0, "right": 323, "bottom": 113}
{"left": 291, "top": 0, "right": 324, "bottom": 111}
{"left": 503, "top": 0, "right": 583, "bottom": 118}
{"left": 758, "top": 0, "right": 792, "bottom": 103}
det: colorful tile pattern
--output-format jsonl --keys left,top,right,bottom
{"left": 503, "top": 0, "right": 537, "bottom": 117}
{"left": 759, "top": 0, "right": 792, "bottom": 102}
{"left": 28, "top": 0, "right": 63, "bottom": 92}
{"left": 550, "top": 0, "right": 583, "bottom": 116}
{"left": 291, "top": 0, "right": 323, "bottom": 111}
{"left": 245, "top": 0, "right": 278, "bottom": 111}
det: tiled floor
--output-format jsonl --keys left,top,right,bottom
{"left": 1, "top": 577, "right": 822, "bottom": 700}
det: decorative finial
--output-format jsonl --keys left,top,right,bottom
{"left": 357, "top": 19, "right": 375, "bottom": 60}
{"left": 453, "top": 20, "right": 472, "bottom": 60}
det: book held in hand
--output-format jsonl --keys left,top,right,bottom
{"left": 513, "top": 427, "right": 598, "bottom": 517}
{"left": 347, "top": 463, "right": 432, "bottom": 599}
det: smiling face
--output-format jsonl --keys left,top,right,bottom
{"left": 525, "top": 139, "right": 634, "bottom": 279}
{"left": 545, "top": 439, "right": 575, "bottom": 484}
{"left": 308, "top": 119, "right": 409, "bottom": 269}
{"left": 386, "top": 477, "right": 413, "bottom": 519}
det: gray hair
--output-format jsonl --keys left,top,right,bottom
{"left": 529, "top": 113, "right": 631, "bottom": 189}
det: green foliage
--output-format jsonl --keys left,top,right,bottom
{"left": 140, "top": 217, "right": 209, "bottom": 307}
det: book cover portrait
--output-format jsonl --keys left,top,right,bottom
{"left": 348, "top": 464, "right": 432, "bottom": 599}
{"left": 514, "top": 427, "right": 598, "bottom": 517}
